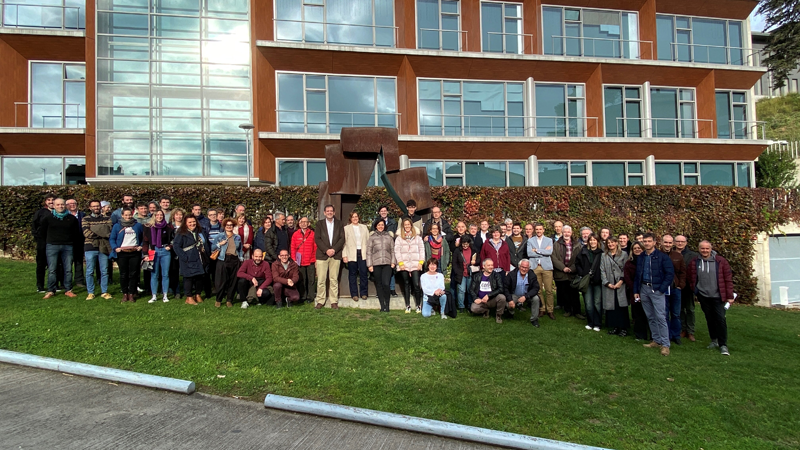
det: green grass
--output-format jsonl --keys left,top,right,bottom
{"left": 1, "top": 258, "right": 798, "bottom": 449}
{"left": 757, "top": 93, "right": 800, "bottom": 142}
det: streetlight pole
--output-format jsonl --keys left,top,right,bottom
{"left": 239, "top": 123, "right": 255, "bottom": 188}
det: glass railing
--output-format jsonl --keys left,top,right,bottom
{"left": 273, "top": 19, "right": 397, "bottom": 48}
{"left": 419, "top": 113, "right": 598, "bottom": 137}
{"left": 277, "top": 110, "right": 400, "bottom": 134}
{"left": 650, "top": 117, "right": 714, "bottom": 139}
{"left": 14, "top": 102, "right": 84, "bottom": 128}
{"left": 666, "top": 42, "right": 746, "bottom": 66}
{"left": 547, "top": 35, "right": 653, "bottom": 60}
{"left": 719, "top": 120, "right": 766, "bottom": 140}
{"left": 1, "top": 2, "right": 84, "bottom": 30}
{"left": 483, "top": 31, "right": 533, "bottom": 54}
{"left": 418, "top": 28, "right": 467, "bottom": 51}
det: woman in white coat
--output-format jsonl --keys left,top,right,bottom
{"left": 394, "top": 218, "right": 425, "bottom": 313}
{"left": 344, "top": 211, "right": 370, "bottom": 301}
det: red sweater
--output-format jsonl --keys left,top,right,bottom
{"left": 236, "top": 259, "right": 272, "bottom": 285}
{"left": 290, "top": 228, "right": 317, "bottom": 266}
{"left": 480, "top": 239, "right": 511, "bottom": 272}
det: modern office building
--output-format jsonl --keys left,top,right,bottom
{"left": 0, "top": 0, "right": 768, "bottom": 187}
{"left": 752, "top": 31, "right": 800, "bottom": 99}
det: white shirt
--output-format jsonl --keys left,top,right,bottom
{"left": 536, "top": 236, "right": 544, "bottom": 248}
{"left": 121, "top": 227, "right": 137, "bottom": 247}
{"left": 326, "top": 218, "right": 335, "bottom": 246}
{"left": 354, "top": 226, "right": 362, "bottom": 250}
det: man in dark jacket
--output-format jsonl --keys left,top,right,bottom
{"left": 191, "top": 204, "right": 209, "bottom": 231}
{"left": 41, "top": 198, "right": 82, "bottom": 298}
{"left": 273, "top": 213, "right": 290, "bottom": 254}
{"left": 314, "top": 204, "right": 345, "bottom": 309}
{"left": 675, "top": 234, "right": 700, "bottom": 342}
{"left": 661, "top": 234, "right": 687, "bottom": 345}
{"left": 470, "top": 258, "right": 507, "bottom": 323}
{"left": 504, "top": 260, "right": 540, "bottom": 325}
{"left": 400, "top": 199, "right": 422, "bottom": 234}
{"left": 634, "top": 233, "right": 675, "bottom": 356}
{"left": 422, "top": 206, "right": 453, "bottom": 243}
{"left": 688, "top": 241, "right": 734, "bottom": 356}
{"left": 377, "top": 206, "right": 398, "bottom": 236}
{"left": 32, "top": 193, "right": 56, "bottom": 292}
{"left": 505, "top": 223, "right": 527, "bottom": 271}
{"left": 272, "top": 249, "right": 301, "bottom": 308}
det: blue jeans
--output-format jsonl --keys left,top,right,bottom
{"left": 84, "top": 250, "right": 109, "bottom": 294}
{"left": 665, "top": 288, "right": 682, "bottom": 340}
{"left": 46, "top": 244, "right": 73, "bottom": 293}
{"left": 583, "top": 284, "right": 603, "bottom": 328}
{"left": 151, "top": 247, "right": 171, "bottom": 295}
{"left": 452, "top": 276, "right": 471, "bottom": 309}
{"left": 422, "top": 294, "right": 447, "bottom": 317}
{"left": 641, "top": 287, "right": 669, "bottom": 347}
{"left": 390, "top": 273, "right": 395, "bottom": 291}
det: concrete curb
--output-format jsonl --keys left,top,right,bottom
{"left": 265, "top": 394, "right": 609, "bottom": 450}
{"left": 0, "top": 349, "right": 195, "bottom": 394}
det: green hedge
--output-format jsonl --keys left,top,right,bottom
{"left": 3, "top": 185, "right": 799, "bottom": 304}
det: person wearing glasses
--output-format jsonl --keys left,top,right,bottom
{"left": 212, "top": 218, "right": 243, "bottom": 307}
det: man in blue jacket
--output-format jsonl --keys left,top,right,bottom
{"left": 634, "top": 233, "right": 675, "bottom": 356}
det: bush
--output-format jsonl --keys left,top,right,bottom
{"left": 4, "top": 185, "right": 799, "bottom": 304}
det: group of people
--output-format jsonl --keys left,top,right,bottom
{"left": 32, "top": 194, "right": 735, "bottom": 356}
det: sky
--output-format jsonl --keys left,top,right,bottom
{"left": 752, "top": 12, "right": 767, "bottom": 32}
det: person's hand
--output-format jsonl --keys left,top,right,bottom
{"left": 136, "top": 246, "right": 142, "bottom": 251}
{"left": 727, "top": 299, "right": 735, "bottom": 304}
{"left": 220, "top": 239, "right": 227, "bottom": 245}
{"left": 508, "top": 301, "right": 515, "bottom": 309}
{"left": 343, "top": 257, "right": 348, "bottom": 264}
{"left": 634, "top": 294, "right": 640, "bottom": 302}
{"left": 518, "top": 296, "right": 525, "bottom": 303}
{"left": 243, "top": 243, "right": 250, "bottom": 249}
{"left": 165, "top": 245, "right": 171, "bottom": 251}
{"left": 326, "top": 249, "right": 335, "bottom": 257}
{"left": 368, "top": 266, "right": 374, "bottom": 272}
{"left": 257, "top": 289, "right": 263, "bottom": 297}
{"left": 545, "top": 246, "right": 552, "bottom": 250}
{"left": 615, "top": 281, "right": 623, "bottom": 289}
{"left": 115, "top": 248, "right": 122, "bottom": 253}
{"left": 287, "top": 280, "right": 294, "bottom": 287}
{"left": 564, "top": 267, "right": 571, "bottom": 273}
{"left": 391, "top": 263, "right": 395, "bottom": 269}
{"left": 482, "top": 295, "right": 489, "bottom": 303}
{"left": 252, "top": 278, "right": 258, "bottom": 286}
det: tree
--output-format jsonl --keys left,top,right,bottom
{"left": 756, "top": 146, "right": 799, "bottom": 188}
{"left": 757, "top": 0, "right": 800, "bottom": 89}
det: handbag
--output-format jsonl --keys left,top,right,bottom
{"left": 141, "top": 258, "right": 154, "bottom": 271}
{"left": 210, "top": 249, "right": 220, "bottom": 260}
{"left": 571, "top": 270, "right": 592, "bottom": 292}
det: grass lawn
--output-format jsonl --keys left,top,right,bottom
{"left": 1, "top": 258, "right": 799, "bottom": 449}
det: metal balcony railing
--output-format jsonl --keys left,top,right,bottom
{"left": 14, "top": 102, "right": 84, "bottom": 128}
{"left": 419, "top": 113, "right": 599, "bottom": 138}
{"left": 418, "top": 28, "right": 467, "bottom": 51}
{"left": 548, "top": 35, "right": 654, "bottom": 60}
{"left": 273, "top": 19, "right": 397, "bottom": 48}
{"left": 0, "top": 2, "right": 83, "bottom": 30}
{"left": 277, "top": 110, "right": 401, "bottom": 134}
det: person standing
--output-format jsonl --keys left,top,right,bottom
{"left": 109, "top": 208, "right": 144, "bottom": 303}
{"left": 143, "top": 210, "right": 173, "bottom": 303}
{"left": 314, "top": 205, "right": 345, "bottom": 309}
{"left": 422, "top": 206, "right": 453, "bottom": 246}
{"left": 41, "top": 198, "right": 81, "bottom": 299}
{"left": 366, "top": 219, "right": 396, "bottom": 312}
{"left": 168, "top": 208, "right": 186, "bottom": 299}
{"left": 688, "top": 241, "right": 735, "bottom": 356}
{"left": 272, "top": 250, "right": 301, "bottom": 308}
{"left": 618, "top": 233, "right": 631, "bottom": 255}
{"left": 400, "top": 199, "right": 422, "bottom": 235}
{"left": 423, "top": 223, "right": 450, "bottom": 275}
{"left": 32, "top": 193, "right": 56, "bottom": 292}
{"left": 234, "top": 213, "right": 253, "bottom": 260}
{"left": 191, "top": 204, "right": 209, "bottom": 231}
{"left": 469, "top": 258, "right": 507, "bottom": 324}
{"left": 343, "top": 211, "right": 370, "bottom": 301}
{"left": 506, "top": 223, "right": 526, "bottom": 272}
{"left": 203, "top": 208, "right": 222, "bottom": 298}
{"left": 480, "top": 227, "right": 511, "bottom": 277}
{"left": 451, "top": 235, "right": 476, "bottom": 312}
{"left": 395, "top": 218, "right": 425, "bottom": 313}
{"left": 82, "top": 200, "right": 113, "bottom": 300}
{"left": 66, "top": 199, "right": 86, "bottom": 288}
{"left": 552, "top": 225, "right": 582, "bottom": 320}
{"left": 624, "top": 241, "right": 649, "bottom": 341}
{"left": 576, "top": 234, "right": 604, "bottom": 332}
{"left": 661, "top": 234, "right": 686, "bottom": 345}
{"left": 273, "top": 213, "right": 290, "bottom": 255}
{"left": 285, "top": 215, "right": 297, "bottom": 242}
{"left": 552, "top": 220, "right": 564, "bottom": 243}
{"left": 290, "top": 216, "right": 317, "bottom": 303}
{"left": 675, "top": 234, "right": 699, "bottom": 342}
{"left": 528, "top": 223, "right": 554, "bottom": 319}
{"left": 634, "top": 233, "right": 675, "bottom": 356}
{"left": 601, "top": 237, "right": 629, "bottom": 336}
{"left": 173, "top": 216, "right": 207, "bottom": 305}
{"left": 110, "top": 193, "right": 134, "bottom": 225}
{"left": 255, "top": 216, "right": 276, "bottom": 262}
{"left": 159, "top": 196, "right": 173, "bottom": 222}
{"left": 212, "top": 218, "right": 243, "bottom": 308}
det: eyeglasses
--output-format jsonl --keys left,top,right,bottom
{"left": 225, "top": 225, "right": 234, "bottom": 228}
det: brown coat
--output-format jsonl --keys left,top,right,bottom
{"left": 314, "top": 218, "right": 345, "bottom": 260}
{"left": 271, "top": 260, "right": 300, "bottom": 286}
{"left": 667, "top": 249, "right": 687, "bottom": 290}
{"left": 552, "top": 236, "right": 582, "bottom": 282}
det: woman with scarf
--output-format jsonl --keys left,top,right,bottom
{"left": 143, "top": 210, "right": 173, "bottom": 303}
{"left": 623, "top": 241, "right": 650, "bottom": 340}
{"left": 343, "top": 211, "right": 369, "bottom": 301}
{"left": 234, "top": 213, "right": 253, "bottom": 260}
{"left": 109, "top": 208, "right": 144, "bottom": 303}
{"left": 577, "top": 234, "right": 604, "bottom": 331}
{"left": 601, "top": 236, "right": 629, "bottom": 336}
{"left": 173, "top": 216, "right": 207, "bottom": 305}
{"left": 424, "top": 222, "right": 450, "bottom": 274}
{"left": 395, "top": 218, "right": 425, "bottom": 313}
{"left": 212, "top": 217, "right": 243, "bottom": 308}
{"left": 168, "top": 208, "right": 186, "bottom": 298}
{"left": 366, "top": 219, "right": 396, "bottom": 312}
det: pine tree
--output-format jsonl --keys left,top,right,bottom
{"left": 757, "top": 0, "right": 800, "bottom": 89}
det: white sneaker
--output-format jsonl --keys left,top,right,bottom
{"left": 405, "top": 306, "right": 411, "bottom": 314}
{"left": 148, "top": 295, "right": 157, "bottom": 304}
{"left": 441, "top": 315, "right": 448, "bottom": 320}
{"left": 593, "top": 327, "right": 600, "bottom": 332}
{"left": 137, "top": 287, "right": 144, "bottom": 293}
{"left": 162, "top": 294, "right": 169, "bottom": 303}
{"left": 241, "top": 301, "right": 249, "bottom": 309}
{"left": 416, "top": 306, "right": 421, "bottom": 314}
{"left": 585, "top": 325, "right": 592, "bottom": 330}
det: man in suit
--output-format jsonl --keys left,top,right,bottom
{"left": 528, "top": 222, "right": 555, "bottom": 319}
{"left": 314, "top": 204, "right": 345, "bottom": 309}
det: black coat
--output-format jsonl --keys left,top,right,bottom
{"left": 576, "top": 246, "right": 603, "bottom": 285}
{"left": 173, "top": 231, "right": 207, "bottom": 277}
{"left": 506, "top": 236, "right": 528, "bottom": 268}
{"left": 504, "top": 269, "right": 540, "bottom": 299}
{"left": 450, "top": 246, "right": 477, "bottom": 286}
{"left": 469, "top": 270, "right": 504, "bottom": 300}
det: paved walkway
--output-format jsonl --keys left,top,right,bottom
{"left": 0, "top": 363, "right": 498, "bottom": 450}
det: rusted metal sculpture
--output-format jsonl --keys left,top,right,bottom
{"left": 318, "top": 127, "right": 433, "bottom": 220}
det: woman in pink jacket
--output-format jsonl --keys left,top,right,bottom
{"left": 394, "top": 218, "right": 425, "bottom": 313}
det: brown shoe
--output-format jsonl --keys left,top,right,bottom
{"left": 361, "top": 295, "right": 368, "bottom": 300}
{"left": 496, "top": 317, "right": 503, "bottom": 324}
{"left": 43, "top": 292, "right": 55, "bottom": 299}
{"left": 226, "top": 301, "right": 233, "bottom": 308}
{"left": 548, "top": 313, "right": 556, "bottom": 320}
{"left": 660, "top": 346, "right": 670, "bottom": 356}
{"left": 352, "top": 296, "right": 358, "bottom": 302}
{"left": 688, "top": 334, "right": 696, "bottom": 342}
{"left": 538, "top": 311, "right": 545, "bottom": 318}
{"left": 185, "top": 297, "right": 197, "bottom": 305}
{"left": 129, "top": 294, "right": 136, "bottom": 303}
{"left": 643, "top": 341, "right": 660, "bottom": 348}
{"left": 215, "top": 301, "right": 221, "bottom": 308}
{"left": 483, "top": 311, "right": 489, "bottom": 318}
{"left": 64, "top": 290, "right": 77, "bottom": 298}
{"left": 315, "top": 303, "right": 323, "bottom": 309}
{"left": 120, "top": 294, "right": 128, "bottom": 303}
{"left": 195, "top": 294, "right": 203, "bottom": 303}
{"left": 680, "top": 331, "right": 688, "bottom": 338}
{"left": 331, "top": 303, "right": 339, "bottom": 310}
{"left": 563, "top": 312, "right": 572, "bottom": 318}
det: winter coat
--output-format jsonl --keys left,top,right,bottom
{"left": 211, "top": 232, "right": 243, "bottom": 261}
{"left": 290, "top": 228, "right": 316, "bottom": 266}
{"left": 450, "top": 245, "right": 478, "bottom": 286}
{"left": 576, "top": 246, "right": 603, "bottom": 285}
{"left": 600, "top": 250, "right": 629, "bottom": 309}
{"left": 142, "top": 224, "right": 174, "bottom": 253}
{"left": 173, "top": 230, "right": 207, "bottom": 277}
{"left": 634, "top": 249, "right": 675, "bottom": 295}
{"left": 505, "top": 236, "right": 528, "bottom": 269}
{"left": 623, "top": 258, "right": 637, "bottom": 303}
{"left": 688, "top": 254, "right": 734, "bottom": 300}
{"left": 424, "top": 233, "right": 451, "bottom": 273}
{"left": 469, "top": 270, "right": 505, "bottom": 300}
{"left": 394, "top": 234, "right": 425, "bottom": 272}
{"left": 480, "top": 239, "right": 511, "bottom": 272}
{"left": 503, "top": 268, "right": 540, "bottom": 300}
{"left": 552, "top": 237, "right": 581, "bottom": 282}
{"left": 366, "top": 230, "right": 396, "bottom": 267}
{"left": 271, "top": 260, "right": 300, "bottom": 285}
{"left": 667, "top": 249, "right": 687, "bottom": 290}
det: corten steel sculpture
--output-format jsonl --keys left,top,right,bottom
{"left": 317, "top": 127, "right": 433, "bottom": 220}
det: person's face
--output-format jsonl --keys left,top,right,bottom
{"left": 581, "top": 229, "right": 591, "bottom": 241}
{"left": 483, "top": 259, "right": 494, "bottom": 273}
{"left": 635, "top": 234, "right": 644, "bottom": 243}
{"left": 89, "top": 202, "right": 101, "bottom": 215}
{"left": 589, "top": 237, "right": 599, "bottom": 249}
{"left": 149, "top": 203, "right": 157, "bottom": 214}
{"left": 518, "top": 262, "right": 530, "bottom": 275}
{"left": 699, "top": 242, "right": 712, "bottom": 258}
{"left": 186, "top": 217, "right": 197, "bottom": 230}
{"left": 137, "top": 205, "right": 147, "bottom": 216}
{"left": 286, "top": 216, "right": 295, "bottom": 228}
{"left": 500, "top": 224, "right": 507, "bottom": 234}
{"left": 403, "top": 221, "right": 412, "bottom": 232}
{"left": 480, "top": 221, "right": 489, "bottom": 232}
{"left": 456, "top": 222, "right": 466, "bottom": 234}
{"left": 643, "top": 237, "right": 655, "bottom": 251}
{"left": 633, "top": 245, "right": 643, "bottom": 256}
{"left": 675, "top": 236, "right": 687, "bottom": 251}
{"left": 121, "top": 209, "right": 133, "bottom": 221}
{"left": 264, "top": 218, "right": 272, "bottom": 228}
{"left": 535, "top": 225, "right": 544, "bottom": 237}
{"left": 102, "top": 205, "right": 111, "bottom": 214}
{"left": 237, "top": 215, "right": 246, "bottom": 226}
{"left": 432, "top": 207, "right": 441, "bottom": 218}
{"left": 379, "top": 208, "right": 388, "bottom": 218}
{"left": 428, "top": 262, "right": 438, "bottom": 272}
{"left": 524, "top": 224, "right": 533, "bottom": 237}
{"left": 600, "top": 229, "right": 610, "bottom": 240}
{"left": 407, "top": 205, "right": 416, "bottom": 215}
{"left": 66, "top": 200, "right": 77, "bottom": 212}
{"left": 208, "top": 211, "right": 217, "bottom": 222}
{"left": 350, "top": 214, "right": 359, "bottom": 224}
{"left": 252, "top": 250, "right": 264, "bottom": 263}
{"left": 236, "top": 206, "right": 245, "bottom": 216}
{"left": 324, "top": 206, "right": 334, "bottom": 220}
{"left": 619, "top": 235, "right": 629, "bottom": 247}
{"left": 554, "top": 221, "right": 563, "bottom": 234}
{"left": 192, "top": 206, "right": 202, "bottom": 216}
{"left": 512, "top": 225, "right": 521, "bottom": 236}
{"left": 662, "top": 236, "right": 674, "bottom": 252}
{"left": 299, "top": 217, "right": 309, "bottom": 230}
{"left": 430, "top": 224, "right": 440, "bottom": 236}
{"left": 160, "top": 199, "right": 170, "bottom": 209}
{"left": 154, "top": 211, "right": 165, "bottom": 222}
{"left": 274, "top": 215, "right": 284, "bottom": 226}
{"left": 173, "top": 211, "right": 183, "bottom": 222}
{"left": 563, "top": 228, "right": 572, "bottom": 239}
{"left": 375, "top": 221, "right": 385, "bottom": 232}
{"left": 492, "top": 230, "right": 501, "bottom": 240}
{"left": 225, "top": 221, "right": 234, "bottom": 233}
{"left": 607, "top": 240, "right": 617, "bottom": 251}
{"left": 53, "top": 199, "right": 66, "bottom": 213}
{"left": 123, "top": 196, "right": 133, "bottom": 206}
{"left": 461, "top": 241, "right": 471, "bottom": 250}
{"left": 469, "top": 225, "right": 477, "bottom": 235}
{"left": 45, "top": 197, "right": 54, "bottom": 209}
{"left": 279, "top": 251, "right": 290, "bottom": 262}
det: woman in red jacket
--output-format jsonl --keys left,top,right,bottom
{"left": 290, "top": 216, "right": 317, "bottom": 303}
{"left": 480, "top": 226, "right": 511, "bottom": 282}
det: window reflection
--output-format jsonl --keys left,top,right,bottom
{"left": 276, "top": 0, "right": 395, "bottom": 47}
{"left": 1, "top": 157, "right": 86, "bottom": 185}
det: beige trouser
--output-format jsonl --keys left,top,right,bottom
{"left": 534, "top": 266, "right": 554, "bottom": 313}
{"left": 315, "top": 258, "right": 341, "bottom": 305}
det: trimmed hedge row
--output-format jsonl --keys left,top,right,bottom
{"left": 3, "top": 185, "right": 799, "bottom": 304}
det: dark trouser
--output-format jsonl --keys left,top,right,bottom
{"left": 184, "top": 275, "right": 204, "bottom": 297}
{"left": 142, "top": 268, "right": 152, "bottom": 294}
{"left": 665, "top": 288, "right": 682, "bottom": 340}
{"left": 397, "top": 270, "right": 422, "bottom": 308}
{"left": 206, "top": 259, "right": 217, "bottom": 297}
{"left": 36, "top": 239, "right": 48, "bottom": 289}
{"left": 697, "top": 293, "right": 728, "bottom": 346}
{"left": 117, "top": 251, "right": 140, "bottom": 295}
{"left": 631, "top": 298, "right": 650, "bottom": 340}
{"left": 298, "top": 264, "right": 316, "bottom": 301}
{"left": 274, "top": 282, "right": 300, "bottom": 304}
{"left": 681, "top": 289, "right": 696, "bottom": 335}
{"left": 606, "top": 289, "right": 630, "bottom": 331}
{"left": 169, "top": 256, "right": 181, "bottom": 297}
{"left": 470, "top": 294, "right": 507, "bottom": 318}
{"left": 348, "top": 250, "right": 368, "bottom": 297}
{"left": 372, "top": 265, "right": 392, "bottom": 311}
{"left": 236, "top": 277, "right": 271, "bottom": 304}
{"left": 215, "top": 257, "right": 240, "bottom": 302}
{"left": 555, "top": 279, "right": 581, "bottom": 315}
{"left": 46, "top": 244, "right": 73, "bottom": 293}
{"left": 72, "top": 245, "right": 85, "bottom": 286}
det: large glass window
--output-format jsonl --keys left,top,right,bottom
{"left": 418, "top": 79, "right": 524, "bottom": 136}
{"left": 481, "top": 1, "right": 523, "bottom": 54}
{"left": 411, "top": 160, "right": 525, "bottom": 186}
{"left": 538, "top": 161, "right": 587, "bottom": 186}
{"left": 542, "top": 6, "right": 640, "bottom": 59}
{"left": 716, "top": 91, "right": 749, "bottom": 139}
{"left": 655, "top": 161, "right": 751, "bottom": 187}
{"left": 29, "top": 62, "right": 85, "bottom": 128}
{"left": 657, "top": 15, "right": 744, "bottom": 65}
{"left": 96, "top": 0, "right": 252, "bottom": 177}
{"left": 1, "top": 0, "right": 85, "bottom": 30}
{"left": 1, "top": 156, "right": 86, "bottom": 185}
{"left": 417, "top": 0, "right": 461, "bottom": 51}
{"left": 604, "top": 85, "right": 641, "bottom": 137}
{"left": 275, "top": 0, "right": 395, "bottom": 47}
{"left": 592, "top": 162, "right": 643, "bottom": 186}
{"left": 278, "top": 159, "right": 327, "bottom": 186}
{"left": 539, "top": 161, "right": 642, "bottom": 186}
{"left": 535, "top": 83, "right": 586, "bottom": 137}
{"left": 278, "top": 73, "right": 397, "bottom": 134}
{"left": 650, "top": 87, "right": 697, "bottom": 138}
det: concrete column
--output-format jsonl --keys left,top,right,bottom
{"left": 527, "top": 155, "right": 538, "bottom": 186}
{"left": 525, "top": 77, "right": 535, "bottom": 137}
{"left": 642, "top": 81, "right": 652, "bottom": 138}
{"left": 400, "top": 154, "right": 410, "bottom": 170}
{"left": 645, "top": 155, "right": 656, "bottom": 185}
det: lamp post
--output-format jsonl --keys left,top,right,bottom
{"left": 239, "top": 123, "right": 255, "bottom": 188}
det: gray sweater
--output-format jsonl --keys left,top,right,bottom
{"left": 696, "top": 256, "right": 719, "bottom": 298}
